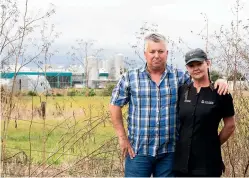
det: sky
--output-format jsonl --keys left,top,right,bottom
{"left": 16, "top": 0, "right": 249, "bottom": 69}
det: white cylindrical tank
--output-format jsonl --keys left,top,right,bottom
{"left": 107, "top": 56, "right": 115, "bottom": 79}
{"left": 85, "top": 56, "right": 98, "bottom": 88}
{"left": 88, "top": 58, "right": 98, "bottom": 81}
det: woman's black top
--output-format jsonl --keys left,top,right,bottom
{"left": 173, "top": 83, "right": 235, "bottom": 176}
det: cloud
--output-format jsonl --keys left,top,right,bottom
{"left": 16, "top": 0, "right": 249, "bottom": 68}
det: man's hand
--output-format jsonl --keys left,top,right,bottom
{"left": 214, "top": 79, "right": 229, "bottom": 95}
{"left": 118, "top": 136, "right": 135, "bottom": 159}
{"left": 109, "top": 105, "right": 135, "bottom": 159}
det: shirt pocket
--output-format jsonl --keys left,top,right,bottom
{"left": 161, "top": 86, "right": 177, "bottom": 107}
{"left": 130, "top": 83, "right": 150, "bottom": 107}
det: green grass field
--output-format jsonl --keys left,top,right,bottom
{"left": 2, "top": 93, "right": 248, "bottom": 168}
{"left": 2, "top": 96, "right": 119, "bottom": 165}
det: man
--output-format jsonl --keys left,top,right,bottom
{"left": 173, "top": 48, "right": 235, "bottom": 177}
{"left": 109, "top": 33, "right": 228, "bottom": 177}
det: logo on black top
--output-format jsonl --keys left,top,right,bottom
{"left": 201, "top": 100, "right": 214, "bottom": 105}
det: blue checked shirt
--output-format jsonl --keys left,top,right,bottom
{"left": 110, "top": 64, "right": 190, "bottom": 156}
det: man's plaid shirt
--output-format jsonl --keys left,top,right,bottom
{"left": 110, "top": 64, "right": 190, "bottom": 156}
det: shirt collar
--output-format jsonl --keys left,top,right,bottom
{"left": 140, "top": 63, "right": 174, "bottom": 74}
{"left": 189, "top": 82, "right": 215, "bottom": 91}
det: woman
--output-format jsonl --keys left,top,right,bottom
{"left": 173, "top": 48, "right": 236, "bottom": 177}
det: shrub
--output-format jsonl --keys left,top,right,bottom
{"left": 81, "top": 88, "right": 88, "bottom": 96}
{"left": 56, "top": 93, "right": 63, "bottom": 96}
{"left": 45, "top": 92, "right": 52, "bottom": 96}
{"left": 88, "top": 89, "right": 96, "bottom": 96}
{"left": 27, "top": 91, "right": 37, "bottom": 96}
{"left": 67, "top": 89, "right": 76, "bottom": 96}
{"left": 81, "top": 88, "right": 96, "bottom": 96}
{"left": 101, "top": 83, "right": 115, "bottom": 96}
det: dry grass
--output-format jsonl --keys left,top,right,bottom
{"left": 221, "top": 91, "right": 249, "bottom": 177}
{"left": 1, "top": 94, "right": 124, "bottom": 177}
{"left": 1, "top": 90, "right": 248, "bottom": 177}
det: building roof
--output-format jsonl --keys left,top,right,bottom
{"left": 0, "top": 71, "right": 72, "bottom": 79}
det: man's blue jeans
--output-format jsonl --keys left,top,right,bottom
{"left": 124, "top": 152, "right": 174, "bottom": 177}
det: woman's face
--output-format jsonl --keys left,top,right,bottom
{"left": 186, "top": 60, "right": 211, "bottom": 81}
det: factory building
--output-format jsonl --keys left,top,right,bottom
{"left": 0, "top": 53, "right": 125, "bottom": 90}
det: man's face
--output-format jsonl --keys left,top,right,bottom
{"left": 186, "top": 60, "right": 210, "bottom": 80}
{"left": 144, "top": 40, "right": 168, "bottom": 71}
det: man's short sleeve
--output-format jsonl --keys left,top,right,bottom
{"left": 110, "top": 72, "right": 130, "bottom": 107}
{"left": 220, "top": 93, "right": 235, "bottom": 118}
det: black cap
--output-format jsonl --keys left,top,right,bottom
{"left": 185, "top": 48, "right": 207, "bottom": 65}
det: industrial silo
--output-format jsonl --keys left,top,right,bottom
{"left": 85, "top": 56, "right": 98, "bottom": 88}
{"left": 107, "top": 56, "right": 115, "bottom": 79}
